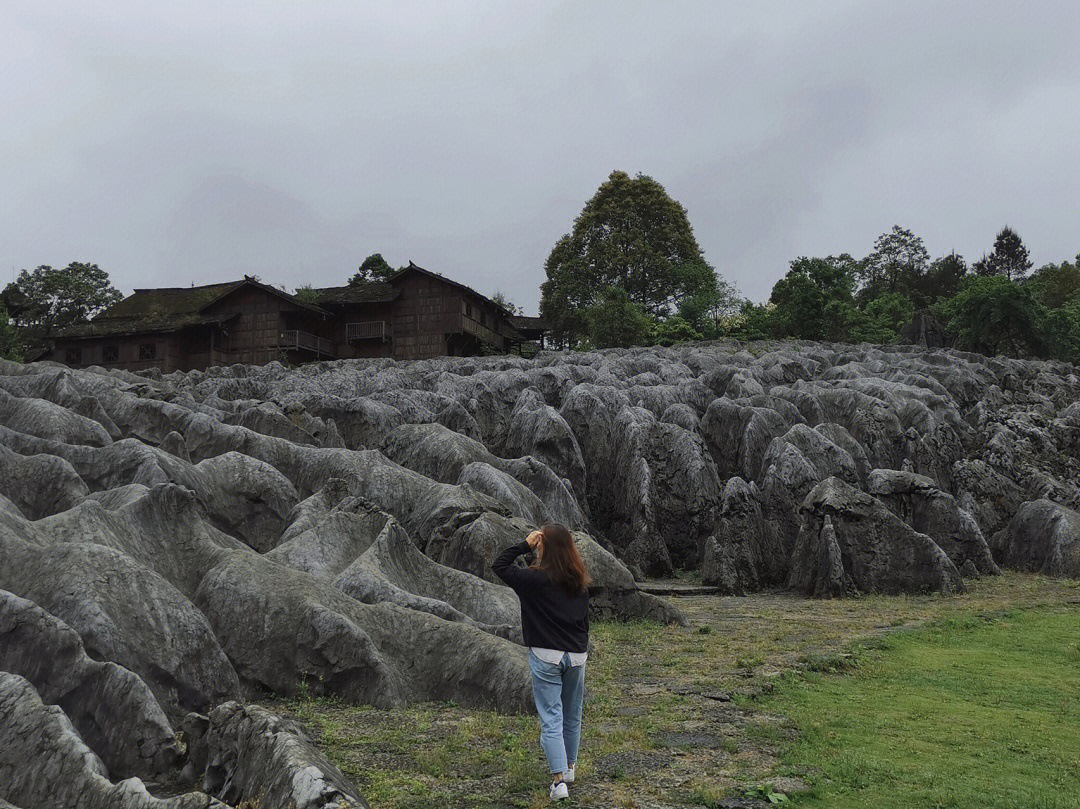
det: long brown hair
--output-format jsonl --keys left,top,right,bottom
{"left": 530, "top": 524, "right": 593, "bottom": 593}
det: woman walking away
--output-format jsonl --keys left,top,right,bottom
{"left": 493, "top": 524, "right": 592, "bottom": 802}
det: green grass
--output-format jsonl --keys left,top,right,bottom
{"left": 758, "top": 608, "right": 1080, "bottom": 809}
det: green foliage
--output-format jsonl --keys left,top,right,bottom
{"left": 730, "top": 302, "right": 775, "bottom": 341}
{"left": 1027, "top": 258, "right": 1080, "bottom": 308}
{"left": 584, "top": 286, "right": 655, "bottom": 348}
{"left": 933, "top": 275, "right": 1050, "bottom": 357}
{"left": 858, "top": 225, "right": 928, "bottom": 299}
{"left": 744, "top": 783, "right": 789, "bottom": 803}
{"left": 768, "top": 255, "right": 858, "bottom": 341}
{"left": 3, "top": 262, "right": 122, "bottom": 355}
{"left": 915, "top": 251, "right": 968, "bottom": 305}
{"left": 0, "top": 305, "right": 22, "bottom": 362}
{"left": 652, "top": 315, "right": 703, "bottom": 346}
{"left": 350, "top": 253, "right": 397, "bottom": 285}
{"left": 973, "top": 226, "right": 1033, "bottom": 281}
{"left": 293, "top": 284, "right": 321, "bottom": 304}
{"left": 489, "top": 290, "right": 520, "bottom": 315}
{"left": 540, "top": 169, "right": 725, "bottom": 345}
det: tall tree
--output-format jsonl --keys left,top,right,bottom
{"left": 3, "top": 262, "right": 122, "bottom": 353}
{"left": 350, "top": 253, "right": 397, "bottom": 285}
{"left": 859, "top": 226, "right": 928, "bottom": 298}
{"left": 540, "top": 170, "right": 723, "bottom": 345}
{"left": 933, "top": 275, "right": 1047, "bottom": 356}
{"left": 768, "top": 255, "right": 859, "bottom": 341}
{"left": 973, "top": 226, "right": 1032, "bottom": 281}
{"left": 916, "top": 251, "right": 968, "bottom": 305}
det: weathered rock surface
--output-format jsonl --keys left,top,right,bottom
{"left": 0, "top": 590, "right": 180, "bottom": 779}
{"left": 183, "top": 703, "right": 368, "bottom": 809}
{"left": 995, "top": 499, "right": 1080, "bottom": 578}
{"left": 788, "top": 477, "right": 963, "bottom": 596}
{"left": 0, "top": 672, "right": 223, "bottom": 809}
{"left": 3, "top": 340, "right": 1080, "bottom": 801}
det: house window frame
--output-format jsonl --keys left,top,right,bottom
{"left": 139, "top": 342, "right": 157, "bottom": 361}
{"left": 65, "top": 347, "right": 82, "bottom": 365}
{"left": 102, "top": 345, "right": 119, "bottom": 364}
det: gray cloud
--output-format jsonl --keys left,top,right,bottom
{"left": 4, "top": 1, "right": 1079, "bottom": 308}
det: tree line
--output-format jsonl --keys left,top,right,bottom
{"left": 539, "top": 171, "right": 1080, "bottom": 363}
{"left": 4, "top": 173, "right": 1079, "bottom": 365}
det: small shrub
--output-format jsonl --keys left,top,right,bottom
{"left": 744, "top": 783, "right": 789, "bottom": 803}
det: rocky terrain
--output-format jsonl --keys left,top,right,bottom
{"left": 1, "top": 341, "right": 1079, "bottom": 807}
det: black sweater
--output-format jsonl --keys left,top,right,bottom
{"left": 492, "top": 540, "right": 589, "bottom": 653}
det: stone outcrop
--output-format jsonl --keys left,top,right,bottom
{"left": 2, "top": 339, "right": 1080, "bottom": 803}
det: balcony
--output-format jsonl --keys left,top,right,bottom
{"left": 278, "top": 330, "right": 336, "bottom": 358}
{"left": 346, "top": 321, "right": 389, "bottom": 341}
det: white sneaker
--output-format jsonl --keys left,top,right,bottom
{"left": 549, "top": 780, "right": 569, "bottom": 801}
{"left": 565, "top": 765, "right": 575, "bottom": 784}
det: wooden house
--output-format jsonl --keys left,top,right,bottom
{"left": 48, "top": 263, "right": 542, "bottom": 371}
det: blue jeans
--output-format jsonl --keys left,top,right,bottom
{"left": 528, "top": 650, "right": 585, "bottom": 775}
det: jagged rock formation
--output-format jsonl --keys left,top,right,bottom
{"left": 1, "top": 341, "right": 1079, "bottom": 804}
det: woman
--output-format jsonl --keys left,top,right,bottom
{"left": 493, "top": 524, "right": 592, "bottom": 802}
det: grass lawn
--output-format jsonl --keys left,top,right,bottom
{"left": 265, "top": 573, "right": 1080, "bottom": 808}
{"left": 757, "top": 607, "right": 1080, "bottom": 809}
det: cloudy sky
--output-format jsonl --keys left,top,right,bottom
{"left": 4, "top": 1, "right": 1079, "bottom": 311}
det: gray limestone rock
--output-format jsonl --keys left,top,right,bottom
{"left": 788, "top": 477, "right": 962, "bottom": 596}
{"left": 0, "top": 590, "right": 179, "bottom": 779}
{"left": 0, "top": 672, "right": 223, "bottom": 809}
{"left": 183, "top": 702, "right": 368, "bottom": 809}
{"left": 996, "top": 499, "right": 1080, "bottom": 578}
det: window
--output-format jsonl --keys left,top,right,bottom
{"left": 465, "top": 303, "right": 474, "bottom": 319}
{"left": 139, "top": 343, "right": 157, "bottom": 361}
{"left": 103, "top": 345, "right": 119, "bottom": 363}
{"left": 65, "top": 347, "right": 82, "bottom": 365}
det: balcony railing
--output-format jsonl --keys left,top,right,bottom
{"left": 346, "top": 321, "right": 389, "bottom": 341}
{"left": 278, "top": 330, "right": 336, "bottom": 358}
{"left": 461, "top": 314, "right": 502, "bottom": 347}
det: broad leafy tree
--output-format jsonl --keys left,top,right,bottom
{"left": 768, "top": 255, "right": 859, "bottom": 341}
{"left": 350, "top": 253, "right": 397, "bottom": 285}
{"left": 540, "top": 170, "right": 723, "bottom": 345}
{"left": 973, "top": 227, "right": 1032, "bottom": 281}
{"left": 933, "top": 275, "right": 1047, "bottom": 356}
{"left": 3, "top": 262, "right": 122, "bottom": 354}
{"left": 914, "top": 251, "right": 968, "bottom": 305}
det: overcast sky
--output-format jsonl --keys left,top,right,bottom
{"left": 4, "top": 1, "right": 1079, "bottom": 312}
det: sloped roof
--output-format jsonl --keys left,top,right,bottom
{"left": 309, "top": 282, "right": 398, "bottom": 305}
{"left": 55, "top": 277, "right": 326, "bottom": 340}
{"left": 57, "top": 312, "right": 238, "bottom": 339}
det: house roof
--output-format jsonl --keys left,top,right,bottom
{"left": 55, "top": 277, "right": 327, "bottom": 340}
{"left": 57, "top": 312, "right": 239, "bottom": 339}
{"left": 508, "top": 315, "right": 546, "bottom": 334}
{"left": 309, "top": 282, "right": 398, "bottom": 306}
{"left": 390, "top": 262, "right": 501, "bottom": 305}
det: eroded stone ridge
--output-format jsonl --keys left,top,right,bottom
{"left": 0, "top": 340, "right": 1077, "bottom": 805}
